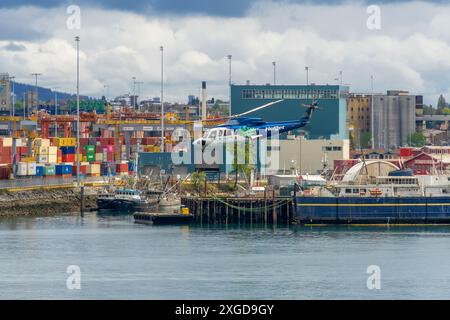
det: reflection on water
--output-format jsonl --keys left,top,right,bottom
{"left": 1, "top": 212, "right": 450, "bottom": 299}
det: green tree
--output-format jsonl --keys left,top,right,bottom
{"left": 407, "top": 132, "right": 426, "bottom": 147}
{"left": 191, "top": 171, "right": 206, "bottom": 194}
{"left": 437, "top": 94, "right": 448, "bottom": 113}
{"left": 359, "top": 132, "right": 372, "bottom": 149}
{"left": 443, "top": 107, "right": 450, "bottom": 115}
{"left": 232, "top": 138, "right": 255, "bottom": 187}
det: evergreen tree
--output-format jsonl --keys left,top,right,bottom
{"left": 437, "top": 94, "right": 447, "bottom": 110}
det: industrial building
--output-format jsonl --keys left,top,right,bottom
{"left": 230, "top": 84, "right": 349, "bottom": 139}
{"left": 373, "top": 90, "right": 417, "bottom": 149}
{"left": 271, "top": 138, "right": 350, "bottom": 175}
{"left": 0, "top": 73, "right": 11, "bottom": 114}
{"left": 347, "top": 93, "right": 372, "bottom": 147}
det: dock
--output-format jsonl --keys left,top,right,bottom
{"left": 182, "top": 196, "right": 296, "bottom": 225}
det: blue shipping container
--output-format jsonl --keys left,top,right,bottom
{"left": 128, "top": 162, "right": 135, "bottom": 172}
{"left": 36, "top": 166, "right": 44, "bottom": 177}
{"left": 55, "top": 164, "right": 72, "bottom": 175}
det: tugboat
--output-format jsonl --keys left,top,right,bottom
{"left": 97, "top": 189, "right": 158, "bottom": 213}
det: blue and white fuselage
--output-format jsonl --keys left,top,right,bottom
{"left": 193, "top": 101, "right": 318, "bottom": 146}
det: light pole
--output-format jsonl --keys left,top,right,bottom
{"left": 339, "top": 70, "right": 343, "bottom": 85}
{"left": 31, "top": 72, "right": 42, "bottom": 114}
{"left": 227, "top": 54, "right": 232, "bottom": 117}
{"left": 135, "top": 81, "right": 144, "bottom": 111}
{"left": 9, "top": 76, "right": 15, "bottom": 117}
{"left": 305, "top": 66, "right": 309, "bottom": 85}
{"left": 75, "top": 36, "right": 81, "bottom": 191}
{"left": 132, "top": 76, "right": 136, "bottom": 109}
{"left": 160, "top": 46, "right": 164, "bottom": 152}
{"left": 370, "top": 75, "right": 375, "bottom": 149}
{"left": 272, "top": 61, "right": 276, "bottom": 85}
{"left": 54, "top": 88, "right": 58, "bottom": 137}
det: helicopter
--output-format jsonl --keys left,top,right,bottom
{"left": 192, "top": 99, "right": 321, "bottom": 147}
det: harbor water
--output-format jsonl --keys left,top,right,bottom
{"left": 1, "top": 212, "right": 450, "bottom": 299}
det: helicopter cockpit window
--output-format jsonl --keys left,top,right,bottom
{"left": 208, "top": 130, "right": 217, "bottom": 140}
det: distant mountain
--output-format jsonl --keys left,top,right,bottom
{"left": 11, "top": 82, "right": 89, "bottom": 102}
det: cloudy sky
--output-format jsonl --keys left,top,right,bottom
{"left": 1, "top": 0, "right": 450, "bottom": 105}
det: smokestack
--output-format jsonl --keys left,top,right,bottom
{"left": 201, "top": 81, "right": 207, "bottom": 121}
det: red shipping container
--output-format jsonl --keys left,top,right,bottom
{"left": 62, "top": 154, "right": 75, "bottom": 162}
{"left": 0, "top": 166, "right": 11, "bottom": 179}
{"left": 116, "top": 163, "right": 128, "bottom": 172}
{"left": 72, "top": 165, "right": 87, "bottom": 175}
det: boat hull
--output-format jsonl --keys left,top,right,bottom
{"left": 134, "top": 213, "right": 194, "bottom": 225}
{"left": 96, "top": 198, "right": 149, "bottom": 213}
{"left": 296, "top": 196, "right": 450, "bottom": 224}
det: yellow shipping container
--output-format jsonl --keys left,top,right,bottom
{"left": 66, "top": 138, "right": 76, "bottom": 146}
{"left": 154, "top": 146, "right": 161, "bottom": 152}
{"left": 95, "top": 153, "right": 103, "bottom": 161}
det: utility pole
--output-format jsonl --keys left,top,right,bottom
{"left": 9, "top": 76, "right": 15, "bottom": 117}
{"left": 31, "top": 73, "right": 42, "bottom": 115}
{"left": 135, "top": 81, "right": 144, "bottom": 111}
{"left": 339, "top": 70, "right": 343, "bottom": 85}
{"left": 54, "top": 88, "right": 58, "bottom": 137}
{"left": 370, "top": 75, "right": 375, "bottom": 150}
{"left": 227, "top": 54, "right": 232, "bottom": 117}
{"left": 132, "top": 76, "right": 136, "bottom": 109}
{"left": 75, "top": 36, "right": 83, "bottom": 217}
{"left": 160, "top": 46, "right": 165, "bottom": 152}
{"left": 272, "top": 61, "right": 276, "bottom": 85}
{"left": 305, "top": 66, "right": 309, "bottom": 85}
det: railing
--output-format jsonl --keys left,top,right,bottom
{"left": 0, "top": 175, "right": 110, "bottom": 190}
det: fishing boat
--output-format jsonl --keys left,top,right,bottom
{"left": 97, "top": 189, "right": 158, "bottom": 213}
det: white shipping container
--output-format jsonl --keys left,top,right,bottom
{"left": 48, "top": 154, "right": 57, "bottom": 163}
{"left": 17, "top": 162, "right": 27, "bottom": 176}
{"left": 2, "top": 137, "right": 12, "bottom": 147}
{"left": 37, "top": 155, "right": 48, "bottom": 163}
{"left": 88, "top": 164, "right": 101, "bottom": 174}
{"left": 35, "top": 146, "right": 49, "bottom": 155}
{"left": 15, "top": 138, "right": 24, "bottom": 147}
{"left": 27, "top": 162, "right": 37, "bottom": 176}
{"left": 34, "top": 138, "right": 51, "bottom": 147}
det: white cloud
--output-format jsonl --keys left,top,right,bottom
{"left": 1, "top": 1, "right": 450, "bottom": 105}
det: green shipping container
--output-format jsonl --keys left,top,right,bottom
{"left": 86, "top": 154, "right": 95, "bottom": 161}
{"left": 84, "top": 145, "right": 95, "bottom": 152}
{"left": 44, "top": 165, "right": 56, "bottom": 176}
